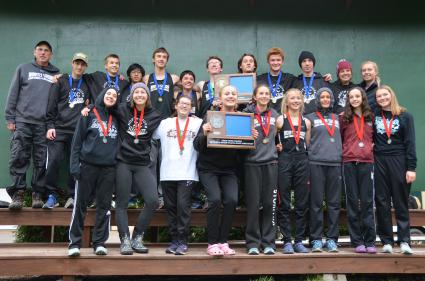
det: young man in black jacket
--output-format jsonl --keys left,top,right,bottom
{"left": 5, "top": 40, "right": 60, "bottom": 209}
{"left": 44, "top": 53, "right": 91, "bottom": 209}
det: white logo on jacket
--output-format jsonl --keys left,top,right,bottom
{"left": 28, "top": 72, "right": 54, "bottom": 83}
{"left": 375, "top": 116, "right": 400, "bottom": 135}
{"left": 91, "top": 119, "right": 118, "bottom": 139}
{"left": 68, "top": 88, "right": 86, "bottom": 108}
{"left": 127, "top": 118, "right": 148, "bottom": 136}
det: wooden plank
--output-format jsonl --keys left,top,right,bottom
{"left": 0, "top": 245, "right": 424, "bottom": 275}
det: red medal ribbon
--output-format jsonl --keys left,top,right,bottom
{"left": 255, "top": 106, "right": 271, "bottom": 137}
{"left": 286, "top": 112, "right": 302, "bottom": 145}
{"left": 176, "top": 117, "right": 190, "bottom": 153}
{"left": 316, "top": 111, "right": 335, "bottom": 137}
{"left": 93, "top": 107, "right": 112, "bottom": 139}
{"left": 381, "top": 111, "right": 394, "bottom": 140}
{"left": 134, "top": 107, "right": 145, "bottom": 140}
{"left": 353, "top": 114, "right": 365, "bottom": 141}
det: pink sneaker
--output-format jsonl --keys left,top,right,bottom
{"left": 207, "top": 244, "right": 224, "bottom": 256}
{"left": 366, "top": 246, "right": 377, "bottom": 254}
{"left": 355, "top": 245, "right": 367, "bottom": 253}
{"left": 219, "top": 243, "right": 235, "bottom": 256}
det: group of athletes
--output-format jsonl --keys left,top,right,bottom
{"left": 4, "top": 41, "right": 416, "bottom": 257}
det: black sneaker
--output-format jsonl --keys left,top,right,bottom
{"left": 31, "top": 192, "right": 43, "bottom": 208}
{"left": 9, "top": 190, "right": 24, "bottom": 210}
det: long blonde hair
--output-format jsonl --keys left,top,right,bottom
{"left": 361, "top": 60, "right": 381, "bottom": 86}
{"left": 281, "top": 88, "right": 304, "bottom": 115}
{"left": 377, "top": 85, "right": 406, "bottom": 115}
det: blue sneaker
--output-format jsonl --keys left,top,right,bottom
{"left": 42, "top": 194, "right": 58, "bottom": 209}
{"left": 263, "top": 247, "right": 275, "bottom": 255}
{"left": 282, "top": 242, "right": 294, "bottom": 254}
{"left": 165, "top": 241, "right": 179, "bottom": 254}
{"left": 175, "top": 243, "right": 188, "bottom": 255}
{"left": 248, "top": 247, "right": 260, "bottom": 255}
{"left": 326, "top": 239, "right": 338, "bottom": 252}
{"left": 311, "top": 240, "right": 323, "bottom": 252}
{"left": 294, "top": 242, "right": 309, "bottom": 253}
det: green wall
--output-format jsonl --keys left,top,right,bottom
{"left": 0, "top": 0, "right": 424, "bottom": 191}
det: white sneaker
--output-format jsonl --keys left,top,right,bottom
{"left": 95, "top": 246, "right": 108, "bottom": 255}
{"left": 382, "top": 244, "right": 393, "bottom": 254}
{"left": 68, "top": 248, "right": 80, "bottom": 257}
{"left": 64, "top": 197, "right": 74, "bottom": 209}
{"left": 400, "top": 242, "right": 413, "bottom": 255}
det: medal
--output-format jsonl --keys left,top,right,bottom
{"left": 93, "top": 108, "right": 113, "bottom": 145}
{"left": 302, "top": 73, "right": 316, "bottom": 99}
{"left": 134, "top": 107, "right": 145, "bottom": 144}
{"left": 106, "top": 73, "right": 119, "bottom": 90}
{"left": 286, "top": 112, "right": 302, "bottom": 152}
{"left": 255, "top": 106, "right": 272, "bottom": 145}
{"left": 354, "top": 114, "right": 365, "bottom": 148}
{"left": 69, "top": 75, "right": 82, "bottom": 107}
{"left": 381, "top": 111, "right": 395, "bottom": 146}
{"left": 316, "top": 111, "right": 336, "bottom": 143}
{"left": 176, "top": 117, "right": 190, "bottom": 156}
{"left": 267, "top": 71, "right": 282, "bottom": 103}
{"left": 153, "top": 73, "right": 168, "bottom": 103}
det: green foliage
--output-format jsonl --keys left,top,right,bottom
{"left": 250, "top": 276, "right": 275, "bottom": 281}
{"left": 306, "top": 275, "right": 324, "bottom": 281}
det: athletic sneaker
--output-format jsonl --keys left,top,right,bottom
{"left": 9, "top": 190, "right": 24, "bottom": 210}
{"left": 282, "top": 242, "right": 294, "bottom": 254}
{"left": 248, "top": 247, "right": 260, "bottom": 255}
{"left": 293, "top": 242, "right": 309, "bottom": 253}
{"left": 68, "top": 248, "right": 80, "bottom": 257}
{"left": 128, "top": 199, "right": 138, "bottom": 209}
{"left": 165, "top": 241, "right": 179, "bottom": 254}
{"left": 366, "top": 246, "right": 377, "bottom": 254}
{"left": 263, "top": 247, "right": 275, "bottom": 255}
{"left": 311, "top": 240, "right": 323, "bottom": 252}
{"left": 95, "top": 246, "right": 108, "bottom": 255}
{"left": 355, "top": 245, "right": 367, "bottom": 253}
{"left": 32, "top": 192, "right": 44, "bottom": 208}
{"left": 400, "top": 242, "right": 413, "bottom": 255}
{"left": 326, "top": 239, "right": 338, "bottom": 252}
{"left": 382, "top": 244, "right": 393, "bottom": 254}
{"left": 64, "top": 197, "right": 74, "bottom": 209}
{"left": 175, "top": 243, "right": 188, "bottom": 255}
{"left": 42, "top": 194, "right": 59, "bottom": 209}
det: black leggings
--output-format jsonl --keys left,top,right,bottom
{"left": 115, "top": 161, "right": 159, "bottom": 236}
{"left": 199, "top": 171, "right": 238, "bottom": 245}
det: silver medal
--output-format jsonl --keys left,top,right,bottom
{"left": 330, "top": 137, "right": 335, "bottom": 143}
{"left": 158, "top": 97, "right": 163, "bottom": 102}
{"left": 358, "top": 142, "right": 365, "bottom": 148}
{"left": 134, "top": 139, "right": 139, "bottom": 144}
{"left": 103, "top": 137, "right": 107, "bottom": 144}
{"left": 387, "top": 139, "right": 392, "bottom": 144}
{"left": 262, "top": 137, "right": 270, "bottom": 144}
{"left": 295, "top": 145, "right": 300, "bottom": 151}
{"left": 69, "top": 103, "right": 74, "bottom": 109}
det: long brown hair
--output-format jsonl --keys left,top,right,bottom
{"left": 343, "top": 87, "right": 373, "bottom": 124}
{"left": 250, "top": 84, "right": 271, "bottom": 105}
{"left": 376, "top": 85, "right": 406, "bottom": 115}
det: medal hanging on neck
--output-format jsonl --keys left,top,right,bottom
{"left": 255, "top": 106, "right": 271, "bottom": 144}
{"left": 68, "top": 75, "right": 82, "bottom": 109}
{"left": 316, "top": 111, "right": 336, "bottom": 142}
{"left": 302, "top": 73, "right": 315, "bottom": 99}
{"left": 381, "top": 111, "right": 394, "bottom": 144}
{"left": 207, "top": 81, "right": 215, "bottom": 104}
{"left": 153, "top": 73, "right": 167, "bottom": 103}
{"left": 133, "top": 107, "right": 145, "bottom": 144}
{"left": 176, "top": 117, "right": 190, "bottom": 155}
{"left": 267, "top": 71, "right": 282, "bottom": 104}
{"left": 286, "top": 113, "right": 302, "bottom": 151}
{"left": 354, "top": 114, "right": 365, "bottom": 148}
{"left": 93, "top": 108, "right": 112, "bottom": 144}
{"left": 106, "top": 73, "right": 119, "bottom": 90}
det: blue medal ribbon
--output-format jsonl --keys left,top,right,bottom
{"left": 106, "top": 73, "right": 119, "bottom": 90}
{"left": 207, "top": 81, "right": 215, "bottom": 104}
{"left": 153, "top": 73, "right": 168, "bottom": 98}
{"left": 69, "top": 75, "right": 82, "bottom": 103}
{"left": 267, "top": 71, "right": 282, "bottom": 99}
{"left": 302, "top": 73, "right": 315, "bottom": 99}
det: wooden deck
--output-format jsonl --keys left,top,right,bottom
{"left": 0, "top": 244, "right": 424, "bottom": 278}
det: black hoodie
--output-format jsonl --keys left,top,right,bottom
{"left": 70, "top": 87, "right": 119, "bottom": 178}
{"left": 115, "top": 98, "right": 162, "bottom": 166}
{"left": 359, "top": 81, "right": 378, "bottom": 112}
{"left": 46, "top": 74, "right": 90, "bottom": 133}
{"left": 85, "top": 71, "right": 129, "bottom": 103}
{"left": 292, "top": 72, "right": 331, "bottom": 114}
